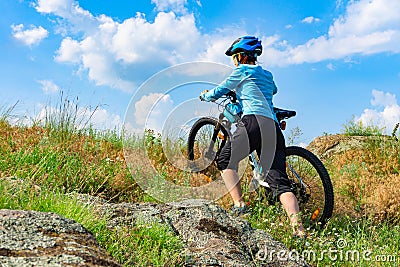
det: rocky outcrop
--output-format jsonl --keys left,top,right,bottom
{"left": 0, "top": 209, "right": 121, "bottom": 267}
{"left": 79, "top": 196, "right": 309, "bottom": 267}
{"left": 306, "top": 134, "right": 397, "bottom": 159}
{"left": 0, "top": 195, "right": 309, "bottom": 267}
{"left": 306, "top": 134, "right": 367, "bottom": 159}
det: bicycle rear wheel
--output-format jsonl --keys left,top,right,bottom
{"left": 285, "top": 146, "right": 334, "bottom": 227}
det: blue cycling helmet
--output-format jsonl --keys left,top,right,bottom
{"left": 225, "top": 36, "right": 262, "bottom": 57}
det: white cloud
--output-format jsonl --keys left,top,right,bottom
{"left": 134, "top": 93, "right": 174, "bottom": 132}
{"left": 261, "top": 0, "right": 400, "bottom": 66}
{"left": 35, "top": 0, "right": 94, "bottom": 23}
{"left": 29, "top": 0, "right": 400, "bottom": 94}
{"left": 56, "top": 37, "right": 81, "bottom": 63}
{"left": 11, "top": 24, "right": 48, "bottom": 46}
{"left": 358, "top": 90, "right": 400, "bottom": 133}
{"left": 370, "top": 89, "right": 397, "bottom": 107}
{"left": 89, "top": 108, "right": 122, "bottom": 130}
{"left": 151, "top": 0, "right": 188, "bottom": 13}
{"left": 326, "top": 63, "right": 335, "bottom": 70}
{"left": 328, "top": 0, "right": 400, "bottom": 37}
{"left": 35, "top": 0, "right": 73, "bottom": 14}
{"left": 301, "top": 16, "right": 320, "bottom": 24}
{"left": 35, "top": 0, "right": 98, "bottom": 37}
{"left": 198, "top": 27, "right": 248, "bottom": 64}
{"left": 111, "top": 12, "right": 200, "bottom": 65}
{"left": 199, "top": 37, "right": 235, "bottom": 64}
{"left": 37, "top": 80, "right": 60, "bottom": 94}
{"left": 45, "top": 0, "right": 203, "bottom": 92}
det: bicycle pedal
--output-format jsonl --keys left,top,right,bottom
{"left": 258, "top": 179, "right": 270, "bottom": 188}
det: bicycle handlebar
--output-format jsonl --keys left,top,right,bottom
{"left": 203, "top": 90, "right": 297, "bottom": 122}
{"left": 226, "top": 90, "right": 237, "bottom": 103}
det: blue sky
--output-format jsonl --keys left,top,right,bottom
{"left": 1, "top": 0, "right": 400, "bottom": 144}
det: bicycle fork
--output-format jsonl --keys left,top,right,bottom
{"left": 205, "top": 113, "right": 226, "bottom": 161}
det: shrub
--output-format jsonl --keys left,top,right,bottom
{"left": 342, "top": 117, "right": 384, "bottom": 136}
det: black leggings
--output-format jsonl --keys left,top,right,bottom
{"left": 217, "top": 115, "right": 292, "bottom": 198}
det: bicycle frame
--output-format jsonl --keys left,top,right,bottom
{"left": 206, "top": 92, "right": 306, "bottom": 191}
{"left": 192, "top": 92, "right": 334, "bottom": 225}
{"left": 204, "top": 113, "right": 227, "bottom": 161}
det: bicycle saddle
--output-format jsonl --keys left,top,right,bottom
{"left": 274, "top": 107, "right": 296, "bottom": 121}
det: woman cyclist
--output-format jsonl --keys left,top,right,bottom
{"left": 199, "top": 36, "right": 305, "bottom": 237}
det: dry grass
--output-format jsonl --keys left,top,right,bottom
{"left": 0, "top": 120, "right": 142, "bottom": 203}
{"left": 311, "top": 134, "right": 400, "bottom": 222}
{"left": 141, "top": 130, "right": 238, "bottom": 207}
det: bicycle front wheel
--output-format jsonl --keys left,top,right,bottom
{"left": 286, "top": 146, "right": 334, "bottom": 227}
{"left": 187, "top": 117, "right": 230, "bottom": 171}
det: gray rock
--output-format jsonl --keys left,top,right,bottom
{"left": 306, "top": 134, "right": 396, "bottom": 160}
{"left": 0, "top": 193, "right": 309, "bottom": 266}
{"left": 0, "top": 209, "right": 121, "bottom": 267}
{"left": 81, "top": 195, "right": 309, "bottom": 267}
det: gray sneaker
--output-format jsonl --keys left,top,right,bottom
{"left": 231, "top": 205, "right": 250, "bottom": 217}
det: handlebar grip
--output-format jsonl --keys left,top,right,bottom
{"left": 227, "top": 91, "right": 237, "bottom": 102}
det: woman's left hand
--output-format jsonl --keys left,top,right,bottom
{"left": 199, "top": 90, "right": 209, "bottom": 101}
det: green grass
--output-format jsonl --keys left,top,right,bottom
{"left": 342, "top": 117, "right": 385, "bottom": 136}
{"left": 101, "top": 223, "right": 183, "bottom": 266}
{"left": 247, "top": 201, "right": 399, "bottom": 266}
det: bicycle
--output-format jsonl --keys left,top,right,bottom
{"left": 187, "top": 91, "right": 334, "bottom": 227}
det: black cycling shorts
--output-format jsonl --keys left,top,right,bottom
{"left": 216, "top": 114, "right": 293, "bottom": 198}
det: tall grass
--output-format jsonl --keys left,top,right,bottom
{"left": 0, "top": 96, "right": 144, "bottom": 202}
{"left": 0, "top": 101, "right": 18, "bottom": 123}
{"left": 40, "top": 93, "right": 97, "bottom": 141}
{"left": 329, "top": 120, "right": 400, "bottom": 222}
{"left": 342, "top": 117, "right": 385, "bottom": 136}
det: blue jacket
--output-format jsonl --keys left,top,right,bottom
{"left": 202, "top": 64, "right": 278, "bottom": 122}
